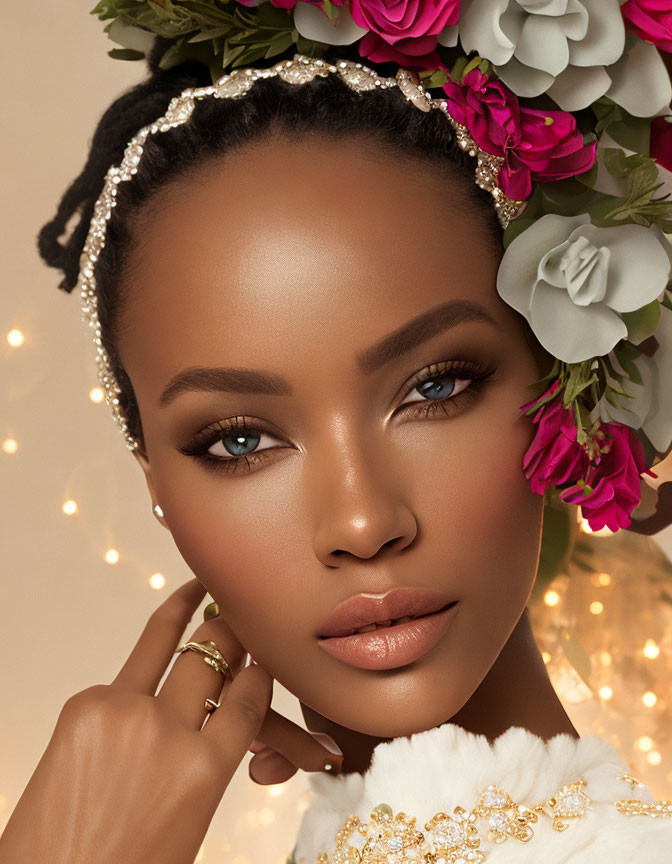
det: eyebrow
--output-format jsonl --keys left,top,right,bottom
{"left": 158, "top": 299, "right": 499, "bottom": 407}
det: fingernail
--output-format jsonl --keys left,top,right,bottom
{"left": 203, "top": 601, "right": 220, "bottom": 621}
{"left": 312, "top": 732, "right": 343, "bottom": 756}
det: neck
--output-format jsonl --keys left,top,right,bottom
{"left": 301, "top": 609, "right": 579, "bottom": 776}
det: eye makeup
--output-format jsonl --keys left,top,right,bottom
{"left": 177, "top": 357, "right": 498, "bottom": 475}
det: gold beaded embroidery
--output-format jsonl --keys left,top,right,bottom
{"left": 77, "top": 53, "right": 525, "bottom": 452}
{"left": 308, "top": 774, "right": 670, "bottom": 864}
{"left": 614, "top": 774, "right": 672, "bottom": 818}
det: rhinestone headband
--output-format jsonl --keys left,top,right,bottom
{"left": 77, "top": 53, "right": 526, "bottom": 453}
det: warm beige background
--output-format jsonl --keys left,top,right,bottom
{"left": 2, "top": 4, "right": 672, "bottom": 863}
{"left": 0, "top": 6, "right": 310, "bottom": 863}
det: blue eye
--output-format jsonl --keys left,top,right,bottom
{"left": 419, "top": 377, "right": 454, "bottom": 398}
{"left": 179, "top": 359, "right": 497, "bottom": 474}
{"left": 213, "top": 430, "right": 276, "bottom": 460}
{"left": 221, "top": 431, "right": 261, "bottom": 457}
{"left": 399, "top": 370, "right": 471, "bottom": 407}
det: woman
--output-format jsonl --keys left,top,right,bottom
{"left": 2, "top": 2, "right": 672, "bottom": 861}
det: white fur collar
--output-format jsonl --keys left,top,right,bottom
{"left": 291, "top": 722, "right": 671, "bottom": 863}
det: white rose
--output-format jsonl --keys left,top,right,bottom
{"left": 458, "top": 0, "right": 671, "bottom": 116}
{"left": 589, "top": 298, "right": 672, "bottom": 457}
{"left": 496, "top": 213, "right": 672, "bottom": 364}
{"left": 108, "top": 19, "right": 156, "bottom": 54}
{"left": 293, "top": 3, "right": 367, "bottom": 45}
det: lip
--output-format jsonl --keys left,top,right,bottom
{"left": 316, "top": 586, "right": 455, "bottom": 638}
{"left": 317, "top": 601, "right": 459, "bottom": 670}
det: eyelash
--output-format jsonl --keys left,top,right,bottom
{"left": 178, "top": 358, "right": 498, "bottom": 475}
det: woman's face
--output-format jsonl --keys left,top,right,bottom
{"left": 117, "top": 136, "right": 548, "bottom": 737}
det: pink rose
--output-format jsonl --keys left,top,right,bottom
{"left": 622, "top": 0, "right": 672, "bottom": 53}
{"left": 357, "top": 30, "right": 443, "bottom": 70}
{"left": 442, "top": 69, "right": 597, "bottom": 200}
{"left": 651, "top": 116, "right": 672, "bottom": 172}
{"left": 521, "top": 381, "right": 589, "bottom": 495}
{"left": 560, "top": 424, "right": 651, "bottom": 532}
{"left": 350, "top": 0, "right": 460, "bottom": 46}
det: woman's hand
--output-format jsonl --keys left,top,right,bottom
{"left": 0, "top": 578, "right": 342, "bottom": 864}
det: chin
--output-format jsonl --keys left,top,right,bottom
{"left": 296, "top": 666, "right": 477, "bottom": 739}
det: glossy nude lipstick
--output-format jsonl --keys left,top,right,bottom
{"left": 316, "top": 587, "right": 458, "bottom": 671}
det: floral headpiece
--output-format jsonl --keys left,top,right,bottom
{"left": 85, "top": 0, "right": 672, "bottom": 535}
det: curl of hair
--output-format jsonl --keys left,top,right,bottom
{"left": 38, "top": 40, "right": 505, "bottom": 452}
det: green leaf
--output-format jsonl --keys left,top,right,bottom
{"left": 575, "top": 160, "right": 599, "bottom": 189}
{"left": 221, "top": 41, "right": 246, "bottom": 68}
{"left": 320, "top": 0, "right": 339, "bottom": 24}
{"left": 605, "top": 387, "right": 626, "bottom": 409}
{"left": 188, "top": 25, "right": 234, "bottom": 43}
{"left": 563, "top": 362, "right": 597, "bottom": 405}
{"left": 592, "top": 98, "right": 651, "bottom": 155}
{"left": 593, "top": 97, "right": 624, "bottom": 134}
{"left": 533, "top": 503, "right": 573, "bottom": 593}
{"left": 538, "top": 177, "right": 595, "bottom": 216}
{"left": 107, "top": 46, "right": 146, "bottom": 60}
{"left": 419, "top": 68, "right": 449, "bottom": 89}
{"left": 620, "top": 300, "right": 661, "bottom": 346}
{"left": 461, "top": 54, "right": 484, "bottom": 80}
{"left": 450, "top": 55, "right": 468, "bottom": 82}
{"left": 502, "top": 217, "right": 536, "bottom": 248}
{"left": 158, "top": 42, "right": 187, "bottom": 69}
{"left": 613, "top": 341, "right": 644, "bottom": 386}
{"left": 608, "top": 117, "right": 651, "bottom": 155}
{"left": 265, "top": 30, "right": 296, "bottom": 58}
{"left": 602, "top": 147, "right": 645, "bottom": 179}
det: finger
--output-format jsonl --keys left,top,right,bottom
{"left": 201, "top": 662, "right": 273, "bottom": 782}
{"left": 155, "top": 615, "right": 247, "bottom": 729}
{"left": 249, "top": 748, "right": 298, "bottom": 785}
{"left": 246, "top": 708, "right": 344, "bottom": 775}
{"left": 112, "top": 578, "right": 207, "bottom": 694}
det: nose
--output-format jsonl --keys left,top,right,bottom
{"left": 310, "top": 427, "right": 418, "bottom": 565}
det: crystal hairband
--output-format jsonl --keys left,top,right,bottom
{"left": 306, "top": 773, "right": 672, "bottom": 864}
{"left": 77, "top": 53, "right": 525, "bottom": 453}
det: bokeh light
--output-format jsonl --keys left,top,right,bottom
{"left": 149, "top": 573, "right": 166, "bottom": 590}
{"left": 544, "top": 590, "right": 560, "bottom": 607}
{"left": 2, "top": 439, "right": 18, "bottom": 454}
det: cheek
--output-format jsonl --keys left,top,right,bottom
{"left": 424, "top": 389, "right": 543, "bottom": 616}
{"left": 154, "top": 460, "right": 311, "bottom": 652}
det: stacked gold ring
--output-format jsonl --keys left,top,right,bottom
{"left": 174, "top": 639, "right": 232, "bottom": 714}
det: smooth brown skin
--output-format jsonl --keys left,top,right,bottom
{"left": 125, "top": 136, "right": 578, "bottom": 774}
{"left": 0, "top": 135, "right": 579, "bottom": 862}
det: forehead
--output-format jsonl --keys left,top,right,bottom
{"left": 117, "top": 136, "right": 502, "bottom": 387}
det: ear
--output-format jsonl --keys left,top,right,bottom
{"left": 134, "top": 450, "right": 169, "bottom": 530}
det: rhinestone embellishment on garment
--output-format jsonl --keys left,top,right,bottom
{"left": 310, "top": 773, "right": 671, "bottom": 863}
{"left": 77, "top": 53, "right": 526, "bottom": 453}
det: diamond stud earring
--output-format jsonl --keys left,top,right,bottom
{"left": 153, "top": 503, "right": 164, "bottom": 519}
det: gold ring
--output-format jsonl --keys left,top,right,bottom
{"left": 204, "top": 697, "right": 221, "bottom": 713}
{"left": 174, "top": 639, "right": 232, "bottom": 680}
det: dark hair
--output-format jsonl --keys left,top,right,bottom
{"left": 38, "top": 42, "right": 503, "bottom": 453}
